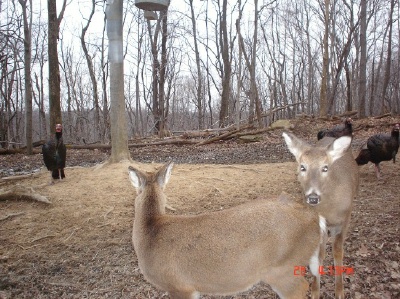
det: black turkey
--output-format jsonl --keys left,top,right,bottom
{"left": 317, "top": 118, "right": 353, "bottom": 140}
{"left": 42, "top": 124, "right": 67, "bottom": 184}
{"left": 355, "top": 123, "right": 400, "bottom": 179}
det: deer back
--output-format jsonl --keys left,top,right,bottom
{"left": 129, "top": 163, "right": 325, "bottom": 297}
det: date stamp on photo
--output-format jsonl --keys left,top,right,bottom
{"left": 294, "top": 265, "right": 355, "bottom": 276}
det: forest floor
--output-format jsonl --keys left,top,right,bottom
{"left": 0, "top": 116, "right": 399, "bottom": 299}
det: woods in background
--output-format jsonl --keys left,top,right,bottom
{"left": 1, "top": 0, "right": 399, "bottom": 149}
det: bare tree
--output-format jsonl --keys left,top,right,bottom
{"left": 327, "top": 6, "right": 359, "bottom": 115}
{"left": 18, "top": 0, "right": 33, "bottom": 154}
{"left": 219, "top": 0, "right": 232, "bottom": 127}
{"left": 380, "top": 0, "right": 395, "bottom": 114}
{"left": 319, "top": 0, "right": 330, "bottom": 117}
{"left": 32, "top": 13, "right": 48, "bottom": 140}
{"left": 146, "top": 8, "right": 171, "bottom": 137}
{"left": 158, "top": 9, "right": 169, "bottom": 137}
{"left": 1, "top": 1, "right": 23, "bottom": 147}
{"left": 235, "top": 0, "right": 243, "bottom": 129}
{"left": 188, "top": 0, "right": 204, "bottom": 129}
{"left": 47, "top": 0, "right": 66, "bottom": 133}
{"left": 81, "top": 0, "right": 101, "bottom": 141}
{"left": 101, "top": 6, "right": 110, "bottom": 141}
{"left": 237, "top": 0, "right": 263, "bottom": 127}
{"left": 358, "top": 0, "right": 367, "bottom": 118}
{"left": 147, "top": 14, "right": 160, "bottom": 134}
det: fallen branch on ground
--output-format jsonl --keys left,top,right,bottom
{"left": 0, "top": 212, "right": 25, "bottom": 221}
{"left": 0, "top": 185, "right": 51, "bottom": 204}
{"left": 196, "top": 125, "right": 254, "bottom": 146}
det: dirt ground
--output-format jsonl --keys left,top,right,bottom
{"left": 0, "top": 117, "right": 399, "bottom": 299}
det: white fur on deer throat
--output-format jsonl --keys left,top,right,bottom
{"left": 282, "top": 132, "right": 359, "bottom": 299}
{"left": 310, "top": 215, "right": 327, "bottom": 277}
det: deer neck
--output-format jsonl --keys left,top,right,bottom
{"left": 134, "top": 187, "right": 166, "bottom": 228}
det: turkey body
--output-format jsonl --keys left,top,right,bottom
{"left": 42, "top": 132, "right": 67, "bottom": 180}
{"left": 317, "top": 118, "right": 353, "bottom": 140}
{"left": 355, "top": 124, "right": 400, "bottom": 178}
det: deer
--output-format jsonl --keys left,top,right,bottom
{"left": 282, "top": 132, "right": 359, "bottom": 299}
{"left": 128, "top": 162, "right": 327, "bottom": 299}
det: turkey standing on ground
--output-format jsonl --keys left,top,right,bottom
{"left": 355, "top": 123, "right": 400, "bottom": 179}
{"left": 317, "top": 117, "right": 353, "bottom": 140}
{"left": 42, "top": 124, "right": 67, "bottom": 184}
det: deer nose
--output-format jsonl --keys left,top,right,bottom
{"left": 306, "top": 193, "right": 320, "bottom": 206}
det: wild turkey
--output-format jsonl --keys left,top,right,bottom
{"left": 42, "top": 124, "right": 67, "bottom": 184}
{"left": 317, "top": 118, "right": 353, "bottom": 140}
{"left": 355, "top": 123, "right": 400, "bottom": 179}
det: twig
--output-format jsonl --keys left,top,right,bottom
{"left": 30, "top": 235, "right": 56, "bottom": 243}
{"left": 64, "top": 227, "right": 80, "bottom": 242}
{"left": 1, "top": 173, "right": 39, "bottom": 181}
{"left": 47, "top": 282, "right": 78, "bottom": 288}
{"left": 18, "top": 244, "right": 39, "bottom": 250}
{"left": 103, "top": 206, "right": 115, "bottom": 220}
{"left": 374, "top": 113, "right": 392, "bottom": 119}
{"left": 96, "top": 223, "right": 111, "bottom": 228}
{"left": 0, "top": 212, "right": 25, "bottom": 221}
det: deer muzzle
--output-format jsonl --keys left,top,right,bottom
{"left": 306, "top": 193, "right": 320, "bottom": 206}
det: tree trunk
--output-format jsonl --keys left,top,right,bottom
{"left": 158, "top": 10, "right": 168, "bottom": 137}
{"left": 47, "top": 0, "right": 66, "bottom": 133}
{"left": 81, "top": 0, "right": 101, "bottom": 141}
{"left": 319, "top": 0, "right": 330, "bottom": 117}
{"left": 235, "top": 0, "right": 242, "bottom": 129}
{"left": 305, "top": 7, "right": 314, "bottom": 115}
{"left": 345, "top": 60, "right": 352, "bottom": 111}
{"left": 237, "top": 0, "right": 262, "bottom": 128}
{"left": 219, "top": 0, "right": 231, "bottom": 127}
{"left": 358, "top": 0, "right": 367, "bottom": 118}
{"left": 189, "top": 0, "right": 204, "bottom": 129}
{"left": 101, "top": 12, "right": 110, "bottom": 141}
{"left": 148, "top": 17, "right": 160, "bottom": 134}
{"left": 380, "top": 0, "right": 394, "bottom": 114}
{"left": 107, "top": 0, "right": 129, "bottom": 162}
{"left": 19, "top": 0, "right": 33, "bottom": 154}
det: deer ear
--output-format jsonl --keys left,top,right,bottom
{"left": 128, "top": 166, "right": 145, "bottom": 192}
{"left": 327, "top": 136, "right": 352, "bottom": 163}
{"left": 156, "top": 162, "right": 174, "bottom": 189}
{"left": 282, "top": 132, "right": 310, "bottom": 162}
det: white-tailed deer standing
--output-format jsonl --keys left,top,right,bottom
{"left": 129, "top": 163, "right": 327, "bottom": 299}
{"left": 282, "top": 132, "right": 359, "bottom": 299}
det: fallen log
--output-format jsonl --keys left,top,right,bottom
{"left": 374, "top": 113, "right": 392, "bottom": 119}
{"left": 0, "top": 138, "right": 199, "bottom": 155}
{"left": 196, "top": 125, "right": 254, "bottom": 146}
{"left": 339, "top": 111, "right": 358, "bottom": 117}
{"left": 0, "top": 185, "right": 51, "bottom": 204}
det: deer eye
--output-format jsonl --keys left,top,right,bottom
{"left": 322, "top": 165, "right": 328, "bottom": 172}
{"left": 300, "top": 165, "right": 306, "bottom": 172}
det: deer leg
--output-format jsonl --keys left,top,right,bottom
{"left": 311, "top": 232, "right": 327, "bottom": 299}
{"left": 332, "top": 231, "right": 345, "bottom": 299}
{"left": 310, "top": 269, "right": 321, "bottom": 299}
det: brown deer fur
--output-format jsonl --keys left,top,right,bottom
{"left": 283, "top": 132, "right": 359, "bottom": 299}
{"left": 129, "top": 163, "right": 327, "bottom": 299}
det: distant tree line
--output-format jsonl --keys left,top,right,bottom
{"left": 0, "top": 0, "right": 399, "bottom": 150}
